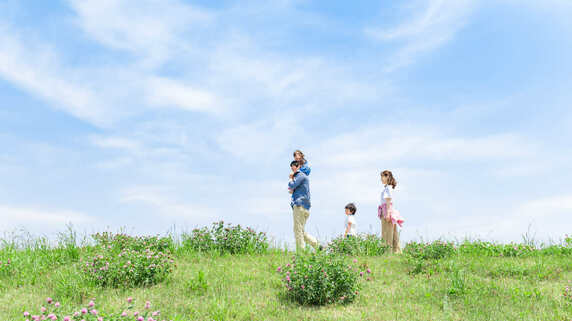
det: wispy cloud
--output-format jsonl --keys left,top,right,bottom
{"left": 366, "top": 0, "right": 477, "bottom": 71}
{"left": 0, "top": 205, "right": 94, "bottom": 230}
{"left": 0, "top": 26, "right": 110, "bottom": 126}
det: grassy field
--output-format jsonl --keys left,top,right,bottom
{"left": 0, "top": 228, "right": 571, "bottom": 321}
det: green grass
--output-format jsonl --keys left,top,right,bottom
{"left": 1, "top": 231, "right": 571, "bottom": 320}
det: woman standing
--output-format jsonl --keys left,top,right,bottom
{"left": 379, "top": 170, "right": 403, "bottom": 253}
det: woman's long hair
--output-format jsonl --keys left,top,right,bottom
{"left": 381, "top": 170, "right": 397, "bottom": 189}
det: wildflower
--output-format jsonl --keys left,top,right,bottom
{"left": 367, "top": 268, "right": 371, "bottom": 274}
{"left": 145, "top": 301, "right": 151, "bottom": 309}
{"left": 64, "top": 317, "right": 71, "bottom": 321}
{"left": 353, "top": 259, "right": 357, "bottom": 263}
{"left": 277, "top": 266, "right": 282, "bottom": 272}
{"left": 55, "top": 302, "right": 60, "bottom": 308}
{"left": 121, "top": 312, "right": 128, "bottom": 317}
{"left": 41, "top": 307, "right": 47, "bottom": 313}
{"left": 47, "top": 298, "right": 53, "bottom": 304}
{"left": 360, "top": 272, "right": 364, "bottom": 276}
{"left": 91, "top": 309, "right": 98, "bottom": 315}
{"left": 24, "top": 312, "right": 30, "bottom": 317}
{"left": 301, "top": 285, "right": 305, "bottom": 289}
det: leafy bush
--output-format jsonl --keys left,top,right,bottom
{"left": 82, "top": 233, "right": 175, "bottom": 288}
{"left": 327, "top": 234, "right": 389, "bottom": 256}
{"left": 277, "top": 252, "right": 370, "bottom": 305}
{"left": 182, "top": 221, "right": 269, "bottom": 255}
{"left": 23, "top": 297, "right": 170, "bottom": 321}
{"left": 92, "top": 232, "right": 174, "bottom": 253}
{"left": 403, "top": 240, "right": 457, "bottom": 260}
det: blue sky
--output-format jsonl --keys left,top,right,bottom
{"left": 1, "top": 0, "right": 571, "bottom": 245}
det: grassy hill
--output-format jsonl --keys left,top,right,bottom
{"left": 0, "top": 226, "right": 570, "bottom": 320}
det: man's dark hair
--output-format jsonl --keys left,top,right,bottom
{"left": 290, "top": 160, "right": 300, "bottom": 167}
{"left": 345, "top": 203, "right": 357, "bottom": 215}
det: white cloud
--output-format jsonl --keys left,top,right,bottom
{"left": 120, "top": 185, "right": 218, "bottom": 221}
{"left": 366, "top": 0, "right": 477, "bottom": 71}
{"left": 0, "top": 26, "right": 110, "bottom": 126}
{"left": 313, "top": 125, "right": 534, "bottom": 168}
{"left": 146, "top": 77, "right": 222, "bottom": 114}
{"left": 67, "top": 0, "right": 213, "bottom": 66}
{"left": 0, "top": 205, "right": 94, "bottom": 231}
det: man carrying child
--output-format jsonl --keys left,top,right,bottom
{"left": 288, "top": 160, "right": 319, "bottom": 251}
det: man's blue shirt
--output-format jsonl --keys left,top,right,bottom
{"left": 288, "top": 171, "right": 311, "bottom": 210}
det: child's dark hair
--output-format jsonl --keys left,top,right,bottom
{"left": 290, "top": 160, "right": 300, "bottom": 167}
{"left": 345, "top": 203, "right": 357, "bottom": 215}
{"left": 381, "top": 170, "right": 397, "bottom": 189}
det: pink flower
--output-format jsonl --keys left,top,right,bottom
{"left": 134, "top": 311, "right": 139, "bottom": 316}
{"left": 41, "top": 307, "right": 47, "bottom": 313}
{"left": 277, "top": 266, "right": 281, "bottom": 272}
{"left": 121, "top": 312, "right": 127, "bottom": 317}
{"left": 64, "top": 317, "right": 70, "bottom": 321}
{"left": 88, "top": 300, "right": 95, "bottom": 308}
{"left": 47, "top": 298, "right": 53, "bottom": 304}
{"left": 24, "top": 312, "right": 30, "bottom": 317}
{"left": 55, "top": 302, "right": 60, "bottom": 308}
{"left": 152, "top": 311, "right": 159, "bottom": 316}
{"left": 360, "top": 272, "right": 364, "bottom": 276}
{"left": 353, "top": 259, "right": 357, "bottom": 263}
{"left": 127, "top": 297, "right": 133, "bottom": 304}
{"left": 301, "top": 285, "right": 305, "bottom": 289}
{"left": 137, "top": 317, "right": 144, "bottom": 321}
{"left": 90, "top": 309, "right": 98, "bottom": 315}
{"left": 81, "top": 308, "right": 87, "bottom": 314}
{"left": 98, "top": 318, "right": 103, "bottom": 321}
{"left": 145, "top": 301, "right": 151, "bottom": 309}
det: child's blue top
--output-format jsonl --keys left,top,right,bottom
{"left": 300, "top": 163, "right": 311, "bottom": 176}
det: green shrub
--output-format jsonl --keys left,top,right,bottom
{"left": 82, "top": 233, "right": 175, "bottom": 288}
{"left": 404, "top": 240, "right": 457, "bottom": 260}
{"left": 182, "top": 221, "right": 269, "bottom": 255}
{"left": 277, "top": 252, "right": 369, "bottom": 305}
{"left": 327, "top": 234, "right": 389, "bottom": 256}
{"left": 92, "top": 232, "right": 174, "bottom": 253}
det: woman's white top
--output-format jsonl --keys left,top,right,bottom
{"left": 381, "top": 185, "right": 393, "bottom": 205}
{"left": 346, "top": 215, "right": 357, "bottom": 235}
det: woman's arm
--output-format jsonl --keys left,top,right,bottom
{"left": 344, "top": 222, "right": 351, "bottom": 237}
{"left": 385, "top": 197, "right": 392, "bottom": 222}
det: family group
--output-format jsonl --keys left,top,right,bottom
{"left": 287, "top": 150, "right": 405, "bottom": 253}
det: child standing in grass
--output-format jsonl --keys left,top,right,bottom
{"left": 378, "top": 170, "right": 403, "bottom": 253}
{"left": 344, "top": 203, "right": 357, "bottom": 238}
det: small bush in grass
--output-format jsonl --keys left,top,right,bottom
{"left": 182, "top": 221, "right": 269, "bottom": 254}
{"left": 327, "top": 234, "right": 389, "bottom": 256}
{"left": 277, "top": 252, "right": 369, "bottom": 305}
{"left": 23, "top": 297, "right": 170, "bottom": 321}
{"left": 82, "top": 233, "right": 175, "bottom": 288}
{"left": 92, "top": 232, "right": 174, "bottom": 253}
{"left": 82, "top": 248, "right": 175, "bottom": 288}
{"left": 404, "top": 240, "right": 457, "bottom": 260}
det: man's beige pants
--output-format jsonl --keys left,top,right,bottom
{"left": 292, "top": 205, "right": 318, "bottom": 251}
{"left": 382, "top": 219, "right": 402, "bottom": 253}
